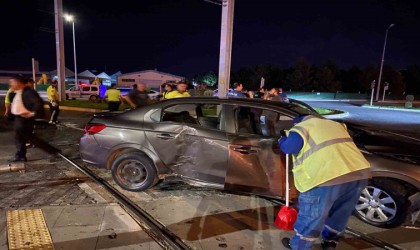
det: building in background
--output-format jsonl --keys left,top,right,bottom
{"left": 117, "top": 69, "right": 183, "bottom": 89}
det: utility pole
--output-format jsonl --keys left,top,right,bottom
{"left": 54, "top": 0, "right": 66, "bottom": 101}
{"left": 217, "top": 0, "right": 234, "bottom": 98}
{"left": 72, "top": 21, "right": 78, "bottom": 89}
{"left": 376, "top": 24, "right": 395, "bottom": 101}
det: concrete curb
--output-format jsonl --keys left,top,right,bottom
{"left": 362, "top": 105, "right": 420, "bottom": 113}
{"left": 296, "top": 98, "right": 367, "bottom": 102}
{"left": 43, "top": 104, "right": 104, "bottom": 113}
{"left": 323, "top": 111, "right": 350, "bottom": 119}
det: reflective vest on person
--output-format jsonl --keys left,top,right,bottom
{"left": 289, "top": 116, "right": 370, "bottom": 192}
{"left": 47, "top": 86, "right": 59, "bottom": 101}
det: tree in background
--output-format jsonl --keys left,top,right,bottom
{"left": 381, "top": 65, "right": 406, "bottom": 99}
{"left": 340, "top": 66, "right": 363, "bottom": 92}
{"left": 288, "top": 57, "right": 313, "bottom": 91}
{"left": 194, "top": 59, "right": 419, "bottom": 98}
{"left": 361, "top": 64, "right": 378, "bottom": 92}
{"left": 195, "top": 71, "right": 218, "bottom": 87}
{"left": 313, "top": 60, "right": 341, "bottom": 92}
{"left": 402, "top": 65, "right": 420, "bottom": 95}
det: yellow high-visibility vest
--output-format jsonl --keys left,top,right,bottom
{"left": 105, "top": 89, "right": 121, "bottom": 102}
{"left": 165, "top": 90, "right": 190, "bottom": 99}
{"left": 47, "top": 86, "right": 59, "bottom": 101}
{"left": 289, "top": 116, "right": 370, "bottom": 192}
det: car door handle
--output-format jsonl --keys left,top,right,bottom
{"left": 233, "top": 147, "right": 257, "bottom": 154}
{"left": 156, "top": 133, "right": 175, "bottom": 140}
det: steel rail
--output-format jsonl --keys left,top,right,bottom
{"left": 57, "top": 152, "right": 191, "bottom": 250}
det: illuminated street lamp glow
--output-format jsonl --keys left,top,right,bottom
{"left": 64, "top": 14, "right": 74, "bottom": 22}
{"left": 64, "top": 13, "right": 78, "bottom": 88}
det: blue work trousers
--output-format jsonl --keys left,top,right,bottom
{"left": 290, "top": 179, "right": 368, "bottom": 250}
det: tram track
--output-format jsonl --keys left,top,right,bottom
{"left": 51, "top": 123, "right": 404, "bottom": 250}
{"left": 56, "top": 151, "right": 191, "bottom": 250}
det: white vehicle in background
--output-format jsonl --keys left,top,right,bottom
{"left": 118, "top": 88, "right": 161, "bottom": 99}
{"left": 66, "top": 85, "right": 100, "bottom": 101}
{"left": 147, "top": 89, "right": 161, "bottom": 99}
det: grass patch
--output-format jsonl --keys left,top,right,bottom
{"left": 313, "top": 107, "right": 342, "bottom": 115}
{"left": 60, "top": 100, "right": 130, "bottom": 111}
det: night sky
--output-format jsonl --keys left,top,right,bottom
{"left": 1, "top": 0, "right": 419, "bottom": 77}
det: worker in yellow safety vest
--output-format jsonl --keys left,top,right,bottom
{"left": 47, "top": 81, "right": 60, "bottom": 125}
{"left": 105, "top": 83, "right": 122, "bottom": 111}
{"left": 165, "top": 82, "right": 190, "bottom": 99}
{"left": 279, "top": 115, "right": 371, "bottom": 250}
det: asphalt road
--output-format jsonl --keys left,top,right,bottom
{"left": 306, "top": 101, "right": 420, "bottom": 139}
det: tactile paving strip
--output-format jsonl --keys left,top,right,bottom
{"left": 6, "top": 209, "right": 54, "bottom": 250}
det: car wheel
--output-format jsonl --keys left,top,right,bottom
{"left": 111, "top": 152, "right": 158, "bottom": 192}
{"left": 89, "top": 95, "right": 98, "bottom": 101}
{"left": 354, "top": 179, "right": 409, "bottom": 228}
{"left": 66, "top": 94, "right": 69, "bottom": 100}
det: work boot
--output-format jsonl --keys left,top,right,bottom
{"left": 321, "top": 240, "right": 337, "bottom": 250}
{"left": 281, "top": 238, "right": 291, "bottom": 249}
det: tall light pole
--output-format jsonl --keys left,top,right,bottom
{"left": 376, "top": 23, "right": 395, "bottom": 101}
{"left": 54, "top": 0, "right": 66, "bottom": 101}
{"left": 64, "top": 14, "right": 78, "bottom": 89}
{"left": 217, "top": 0, "right": 235, "bottom": 98}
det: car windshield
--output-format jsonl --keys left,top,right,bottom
{"left": 288, "top": 99, "right": 318, "bottom": 116}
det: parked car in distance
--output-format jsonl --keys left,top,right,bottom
{"left": 118, "top": 88, "right": 161, "bottom": 99}
{"left": 66, "top": 85, "right": 100, "bottom": 101}
{"left": 79, "top": 97, "right": 420, "bottom": 228}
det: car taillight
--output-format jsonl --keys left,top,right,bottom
{"left": 84, "top": 123, "right": 106, "bottom": 135}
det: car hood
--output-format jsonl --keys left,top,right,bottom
{"left": 347, "top": 123, "right": 420, "bottom": 164}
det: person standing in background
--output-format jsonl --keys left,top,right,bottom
{"left": 162, "top": 83, "right": 174, "bottom": 99}
{"left": 105, "top": 84, "right": 122, "bottom": 111}
{"left": 8, "top": 75, "right": 44, "bottom": 162}
{"left": 47, "top": 81, "right": 60, "bottom": 125}
{"left": 165, "top": 82, "right": 191, "bottom": 98}
{"left": 227, "top": 82, "right": 246, "bottom": 98}
{"left": 253, "top": 88, "right": 266, "bottom": 99}
{"left": 125, "top": 83, "right": 150, "bottom": 108}
{"left": 279, "top": 87, "right": 289, "bottom": 101}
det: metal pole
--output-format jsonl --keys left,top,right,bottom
{"left": 370, "top": 80, "right": 375, "bottom": 106}
{"left": 54, "top": 0, "right": 66, "bottom": 101}
{"left": 32, "top": 58, "right": 36, "bottom": 90}
{"left": 217, "top": 0, "right": 235, "bottom": 98}
{"left": 376, "top": 24, "right": 394, "bottom": 101}
{"left": 382, "top": 86, "right": 386, "bottom": 101}
{"left": 72, "top": 21, "right": 78, "bottom": 89}
{"left": 382, "top": 82, "right": 389, "bottom": 101}
{"left": 370, "top": 88, "right": 375, "bottom": 106}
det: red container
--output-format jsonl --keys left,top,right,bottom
{"left": 274, "top": 205, "right": 298, "bottom": 231}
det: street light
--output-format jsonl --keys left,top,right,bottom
{"left": 64, "top": 14, "right": 78, "bottom": 89}
{"left": 375, "top": 23, "right": 395, "bottom": 101}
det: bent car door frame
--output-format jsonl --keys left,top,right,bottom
{"left": 144, "top": 101, "right": 229, "bottom": 185}
{"left": 223, "top": 104, "right": 299, "bottom": 200}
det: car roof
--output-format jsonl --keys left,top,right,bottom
{"left": 146, "top": 97, "right": 317, "bottom": 115}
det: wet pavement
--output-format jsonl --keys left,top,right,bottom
{"left": 0, "top": 119, "right": 160, "bottom": 250}
{"left": 0, "top": 105, "right": 420, "bottom": 249}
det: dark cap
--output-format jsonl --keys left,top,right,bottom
{"left": 11, "top": 74, "right": 28, "bottom": 84}
{"left": 233, "top": 82, "right": 242, "bottom": 89}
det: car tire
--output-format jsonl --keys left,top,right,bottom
{"left": 354, "top": 179, "right": 409, "bottom": 228}
{"left": 111, "top": 152, "right": 158, "bottom": 192}
{"left": 89, "top": 95, "right": 98, "bottom": 101}
{"left": 66, "top": 94, "right": 69, "bottom": 100}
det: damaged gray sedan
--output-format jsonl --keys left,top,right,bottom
{"left": 80, "top": 97, "right": 420, "bottom": 228}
